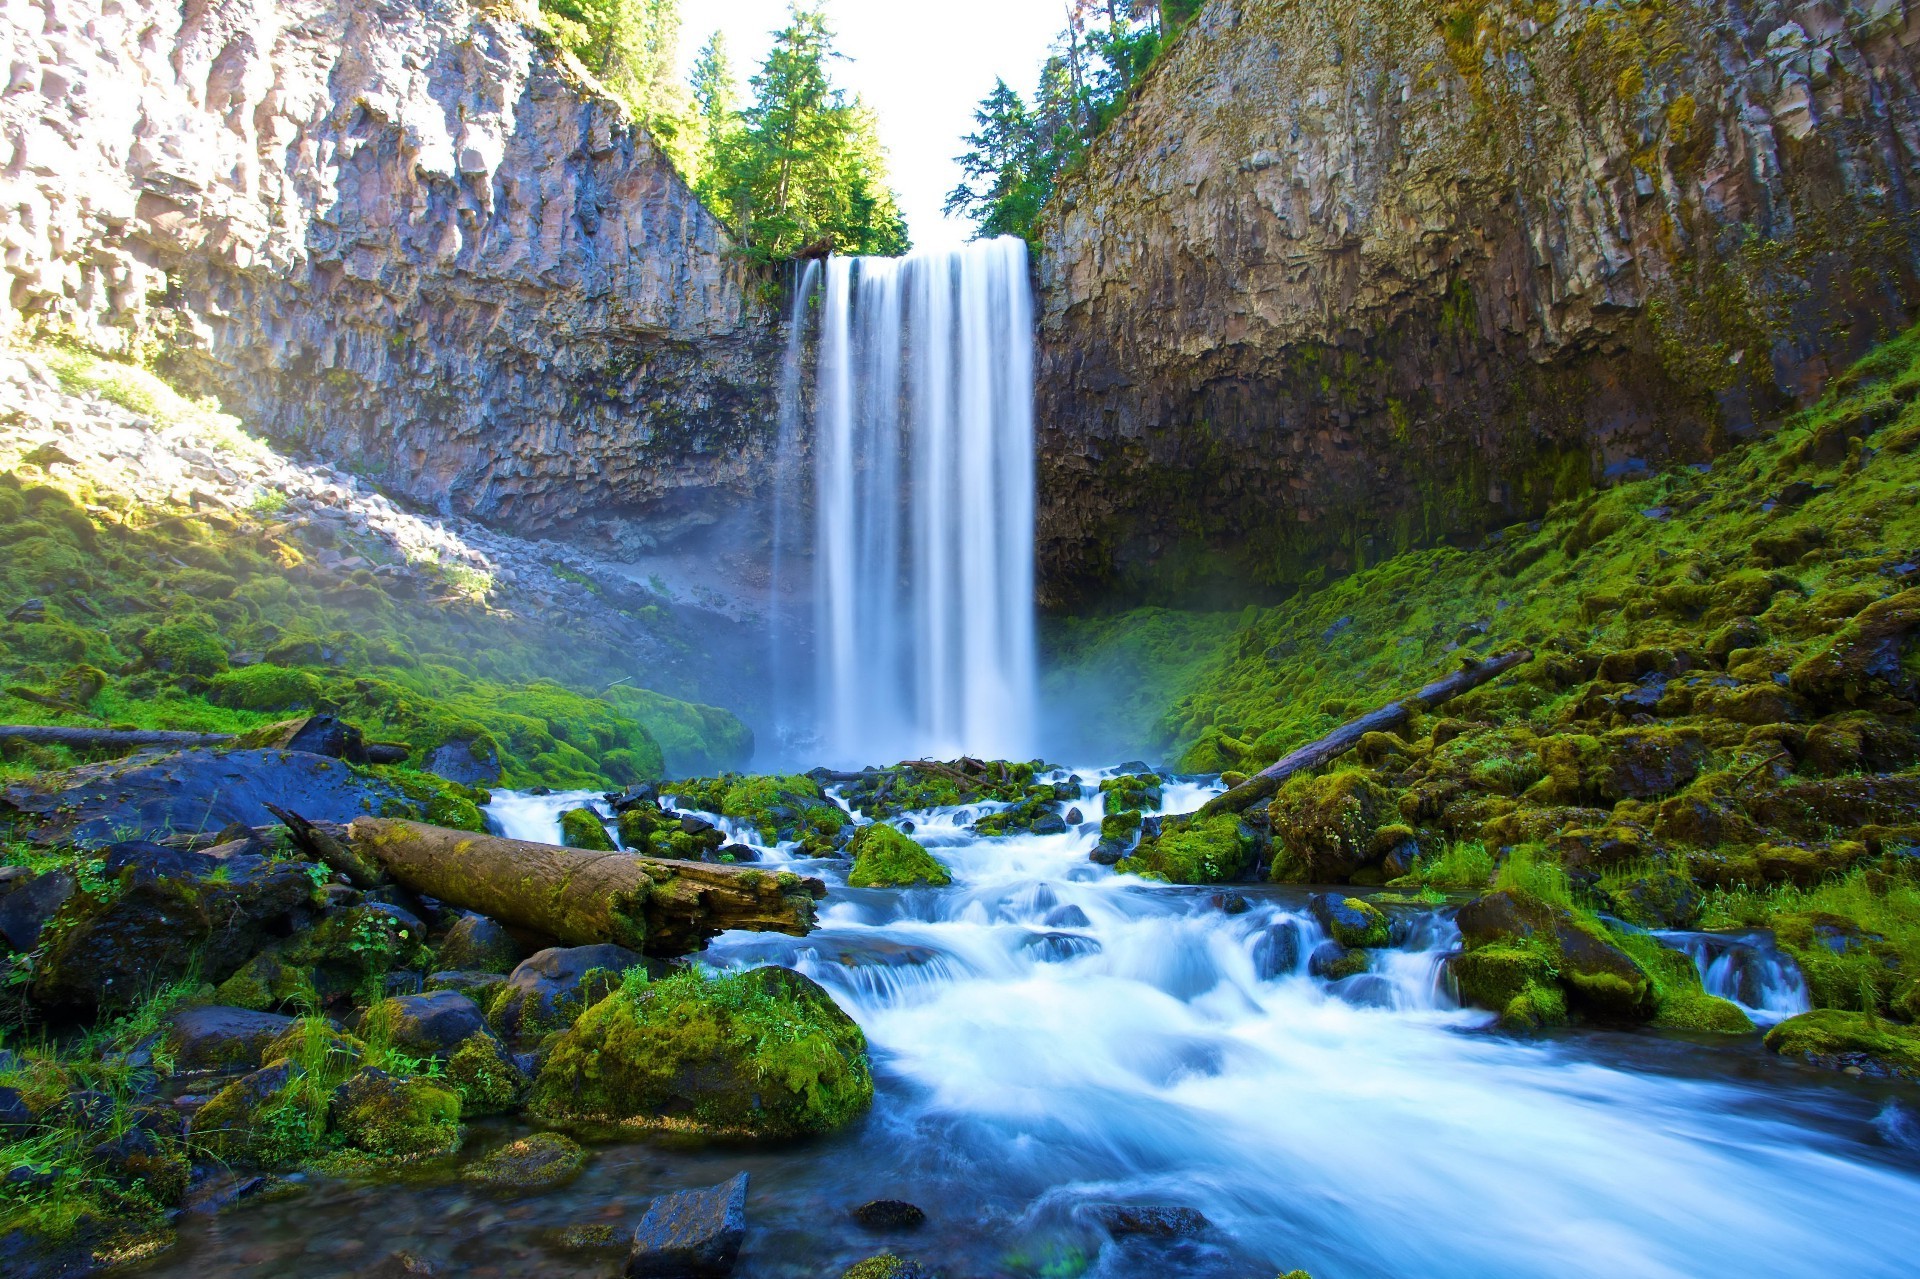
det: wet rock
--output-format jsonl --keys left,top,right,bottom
{"left": 1765, "top": 1010, "right": 1920, "bottom": 1080}
{"left": 1088, "top": 843, "right": 1124, "bottom": 866}
{"left": 560, "top": 806, "right": 616, "bottom": 851}
{"left": 851, "top": 1199, "right": 926, "bottom": 1230}
{"left": 165, "top": 1006, "right": 299, "bottom": 1073}
{"left": 1019, "top": 931, "right": 1102, "bottom": 963}
{"left": 191, "top": 1063, "right": 301, "bottom": 1160}
{"left": 465, "top": 1132, "right": 588, "bottom": 1190}
{"left": 1269, "top": 771, "right": 1394, "bottom": 881}
{"left": 89, "top": 1125, "right": 189, "bottom": 1204}
{"left": 716, "top": 843, "right": 760, "bottom": 863}
{"left": 1029, "top": 811, "right": 1068, "bottom": 835}
{"left": 370, "top": 991, "right": 492, "bottom": 1057}
{"left": 0, "top": 747, "right": 421, "bottom": 846}
{"left": 1208, "top": 892, "right": 1251, "bottom": 915}
{"left": 488, "top": 944, "right": 655, "bottom": 1042}
{"left": 1093, "top": 1204, "right": 1209, "bottom": 1238}
{"left": 328, "top": 1068, "right": 462, "bottom": 1160}
{"left": 840, "top": 1257, "right": 935, "bottom": 1279}
{"left": 234, "top": 714, "right": 368, "bottom": 762}
{"left": 1309, "top": 943, "right": 1370, "bottom": 981}
{"left": 1252, "top": 924, "right": 1302, "bottom": 979}
{"left": 0, "top": 869, "right": 73, "bottom": 953}
{"left": 847, "top": 823, "right": 951, "bottom": 888}
{"left": 1042, "top": 904, "right": 1092, "bottom": 929}
{"left": 436, "top": 913, "right": 526, "bottom": 974}
{"left": 1064, "top": 807, "right": 1084, "bottom": 824}
{"left": 626, "top": 1171, "right": 748, "bottom": 1278}
{"left": 425, "top": 739, "right": 503, "bottom": 787}
{"left": 424, "top": 970, "right": 510, "bottom": 1004}
{"left": 1310, "top": 894, "right": 1389, "bottom": 948}
{"left": 31, "top": 843, "right": 313, "bottom": 1011}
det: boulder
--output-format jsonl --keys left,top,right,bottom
{"left": 31, "top": 843, "right": 313, "bottom": 1011}
{"left": 424, "top": 970, "right": 510, "bottom": 1005}
{"left": 0, "top": 869, "right": 73, "bottom": 953}
{"left": 488, "top": 944, "right": 656, "bottom": 1042}
{"left": 840, "top": 1258, "right": 935, "bottom": 1279}
{"left": 1093, "top": 1204, "right": 1209, "bottom": 1238}
{"left": 328, "top": 1068, "right": 462, "bottom": 1160}
{"left": 165, "top": 1006, "right": 299, "bottom": 1073}
{"left": 533, "top": 966, "right": 872, "bottom": 1138}
{"left": 1269, "top": 770, "right": 1394, "bottom": 881}
{"left": 1790, "top": 588, "right": 1920, "bottom": 711}
{"left": 1309, "top": 894, "right": 1389, "bottom": 948}
{"left": 627, "top": 1172, "right": 748, "bottom": 1279}
{"left": 560, "top": 807, "right": 616, "bottom": 851}
{"left": 465, "top": 1132, "right": 588, "bottom": 1190}
{"left": 851, "top": 1200, "right": 925, "bottom": 1230}
{"left": 1765, "top": 1010, "right": 1920, "bottom": 1079}
{"left": 847, "top": 824, "right": 951, "bottom": 888}
{"left": 190, "top": 1063, "right": 301, "bottom": 1161}
{"left": 372, "top": 991, "right": 493, "bottom": 1058}
{"left": 425, "top": 739, "right": 502, "bottom": 787}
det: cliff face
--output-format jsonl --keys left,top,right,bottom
{"left": 1, "top": 0, "right": 777, "bottom": 540}
{"left": 1038, "top": 0, "right": 1920, "bottom": 607}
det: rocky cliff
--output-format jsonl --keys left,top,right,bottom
{"left": 1, "top": 0, "right": 777, "bottom": 544}
{"left": 1038, "top": 0, "right": 1920, "bottom": 607}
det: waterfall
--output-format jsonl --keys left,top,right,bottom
{"left": 768, "top": 260, "right": 820, "bottom": 755}
{"left": 806, "top": 237, "right": 1038, "bottom": 767}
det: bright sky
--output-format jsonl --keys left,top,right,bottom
{"left": 677, "top": 1, "right": 1068, "bottom": 250}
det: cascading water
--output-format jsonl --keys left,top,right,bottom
{"left": 766, "top": 260, "right": 822, "bottom": 754}
{"left": 806, "top": 237, "right": 1038, "bottom": 767}
{"left": 1656, "top": 929, "right": 1813, "bottom": 1026}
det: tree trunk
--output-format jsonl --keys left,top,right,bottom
{"left": 0, "top": 725, "right": 234, "bottom": 751}
{"left": 1195, "top": 650, "right": 1534, "bottom": 819}
{"left": 348, "top": 818, "right": 826, "bottom": 957}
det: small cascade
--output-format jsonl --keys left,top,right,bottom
{"left": 1657, "top": 929, "right": 1813, "bottom": 1025}
{"left": 805, "top": 237, "right": 1038, "bottom": 766}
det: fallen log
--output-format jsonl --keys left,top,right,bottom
{"left": 348, "top": 818, "right": 827, "bottom": 957}
{"left": 0, "top": 725, "right": 234, "bottom": 751}
{"left": 1195, "top": 650, "right": 1535, "bottom": 819}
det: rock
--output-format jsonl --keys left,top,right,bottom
{"left": 488, "top": 944, "right": 656, "bottom": 1043}
{"left": 560, "top": 807, "right": 616, "bottom": 851}
{"left": 626, "top": 1172, "right": 749, "bottom": 1279}
{"left": 443, "top": 1033, "right": 532, "bottom": 1115}
{"left": 190, "top": 1063, "right": 301, "bottom": 1161}
{"left": 1092, "top": 1204, "right": 1209, "bottom": 1238}
{"left": 1309, "top": 944, "right": 1370, "bottom": 981}
{"left": 1207, "top": 892, "right": 1251, "bottom": 915}
{"left": 165, "top": 1006, "right": 299, "bottom": 1073}
{"left": 0, "top": 1085, "right": 33, "bottom": 1131}
{"left": 1765, "top": 1010, "right": 1920, "bottom": 1080}
{"left": 840, "top": 1257, "right": 935, "bottom": 1279}
{"left": 1088, "top": 843, "right": 1124, "bottom": 866}
{"left": 0, "top": 747, "right": 427, "bottom": 846}
{"left": 1269, "top": 771, "right": 1394, "bottom": 881}
{"left": 533, "top": 966, "right": 872, "bottom": 1138}
{"left": 328, "top": 1068, "right": 462, "bottom": 1160}
{"left": 1019, "top": 931, "right": 1102, "bottom": 963}
{"left": 234, "top": 714, "right": 368, "bottom": 762}
{"left": 425, "top": 739, "right": 503, "bottom": 787}
{"left": 851, "top": 1200, "right": 926, "bottom": 1230}
{"left": 31, "top": 843, "right": 313, "bottom": 1011}
{"left": 1030, "top": 812, "right": 1067, "bottom": 835}
{"left": 1790, "top": 589, "right": 1920, "bottom": 711}
{"left": 0, "top": 869, "right": 73, "bottom": 953}
{"left": 847, "top": 823, "right": 951, "bottom": 888}
{"left": 1309, "top": 894, "right": 1389, "bottom": 948}
{"left": 424, "top": 970, "right": 511, "bottom": 1005}
{"left": 1042, "top": 904, "right": 1092, "bottom": 929}
{"left": 371, "top": 991, "right": 494, "bottom": 1057}
{"left": 6, "top": 598, "right": 46, "bottom": 623}
{"left": 1252, "top": 924, "right": 1303, "bottom": 978}
{"left": 88, "top": 1126, "right": 189, "bottom": 1204}
{"left": 465, "top": 1132, "right": 588, "bottom": 1190}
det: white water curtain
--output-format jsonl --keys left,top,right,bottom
{"left": 811, "top": 236, "right": 1037, "bottom": 767}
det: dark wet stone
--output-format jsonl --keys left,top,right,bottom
{"left": 627, "top": 1172, "right": 748, "bottom": 1278}
{"left": 465, "top": 1132, "right": 588, "bottom": 1190}
{"left": 424, "top": 970, "right": 510, "bottom": 1003}
{"left": 1208, "top": 893, "right": 1250, "bottom": 915}
{"left": 1030, "top": 812, "right": 1068, "bottom": 835}
{"left": 165, "top": 1006, "right": 298, "bottom": 1073}
{"left": 490, "top": 944, "right": 658, "bottom": 1042}
{"left": 718, "top": 843, "right": 761, "bottom": 863}
{"left": 1093, "top": 1204, "right": 1209, "bottom": 1238}
{"left": 1252, "top": 924, "right": 1302, "bottom": 979}
{"left": 852, "top": 1199, "right": 926, "bottom": 1230}
{"left": 0, "top": 869, "right": 73, "bottom": 953}
{"left": 425, "top": 738, "right": 502, "bottom": 787}
{"left": 1064, "top": 807, "right": 1084, "bottom": 824}
{"left": 0, "top": 1085, "right": 32, "bottom": 1131}
{"left": 1042, "top": 904, "right": 1092, "bottom": 929}
{"left": 1020, "top": 931, "right": 1102, "bottom": 963}
{"left": 1309, "top": 943, "right": 1369, "bottom": 981}
{"left": 436, "top": 913, "right": 525, "bottom": 974}
{"left": 550, "top": 1223, "right": 625, "bottom": 1251}
{"left": 1088, "top": 843, "right": 1124, "bottom": 866}
{"left": 377, "top": 990, "right": 492, "bottom": 1057}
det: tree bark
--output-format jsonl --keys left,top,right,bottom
{"left": 1195, "top": 650, "right": 1535, "bottom": 819}
{"left": 348, "top": 818, "right": 826, "bottom": 957}
{"left": 0, "top": 725, "right": 233, "bottom": 751}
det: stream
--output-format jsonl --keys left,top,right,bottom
{"left": 143, "top": 771, "right": 1920, "bottom": 1278}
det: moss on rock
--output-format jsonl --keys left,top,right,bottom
{"left": 1765, "top": 1010, "right": 1920, "bottom": 1079}
{"left": 1118, "top": 812, "right": 1255, "bottom": 884}
{"left": 847, "top": 823, "right": 951, "bottom": 888}
{"left": 559, "top": 807, "right": 615, "bottom": 851}
{"left": 530, "top": 965, "right": 873, "bottom": 1138}
{"left": 327, "top": 1068, "right": 462, "bottom": 1160}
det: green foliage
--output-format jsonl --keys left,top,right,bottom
{"left": 691, "top": 5, "right": 908, "bottom": 260}
{"left": 1699, "top": 869, "right": 1920, "bottom": 1016}
{"left": 531, "top": 965, "right": 873, "bottom": 1137}
{"left": 947, "top": 2, "right": 1200, "bottom": 245}
{"left": 846, "top": 823, "right": 950, "bottom": 888}
{"left": 604, "top": 684, "right": 753, "bottom": 775}
{"left": 1400, "top": 841, "right": 1495, "bottom": 892}
{"left": 539, "top": 0, "right": 685, "bottom": 132}
{"left": 1764, "top": 1009, "right": 1920, "bottom": 1077}
{"left": 669, "top": 772, "right": 849, "bottom": 852}
{"left": 1118, "top": 813, "right": 1253, "bottom": 884}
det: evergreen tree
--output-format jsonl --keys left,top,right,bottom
{"left": 541, "top": 0, "right": 684, "bottom": 129}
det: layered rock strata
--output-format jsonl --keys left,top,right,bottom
{"left": 1, "top": 0, "right": 776, "bottom": 537}
{"left": 1038, "top": 0, "right": 1920, "bottom": 605}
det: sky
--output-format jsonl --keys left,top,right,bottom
{"left": 675, "top": 1, "right": 1068, "bottom": 251}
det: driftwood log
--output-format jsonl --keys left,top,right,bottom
{"left": 348, "top": 818, "right": 826, "bottom": 957}
{"left": 0, "top": 725, "right": 233, "bottom": 750}
{"left": 1196, "top": 649, "right": 1535, "bottom": 819}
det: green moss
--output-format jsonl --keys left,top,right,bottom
{"left": 328, "top": 1070, "right": 462, "bottom": 1160}
{"left": 139, "top": 617, "right": 228, "bottom": 676}
{"left": 603, "top": 685, "right": 753, "bottom": 776}
{"left": 1269, "top": 768, "right": 1393, "bottom": 882}
{"left": 464, "top": 1132, "right": 587, "bottom": 1189}
{"left": 670, "top": 773, "right": 850, "bottom": 852}
{"left": 1118, "top": 812, "right": 1254, "bottom": 884}
{"left": 1764, "top": 1009, "right": 1920, "bottom": 1078}
{"left": 846, "top": 823, "right": 951, "bottom": 888}
{"left": 560, "top": 807, "right": 615, "bottom": 851}
{"left": 443, "top": 1035, "right": 528, "bottom": 1115}
{"left": 530, "top": 966, "right": 873, "bottom": 1138}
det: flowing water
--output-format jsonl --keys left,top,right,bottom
{"left": 805, "top": 238, "right": 1038, "bottom": 767}
{"left": 142, "top": 778, "right": 1920, "bottom": 1279}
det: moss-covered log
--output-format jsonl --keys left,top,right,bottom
{"left": 1197, "top": 650, "right": 1534, "bottom": 818}
{"left": 0, "top": 725, "right": 234, "bottom": 751}
{"left": 347, "top": 818, "right": 825, "bottom": 957}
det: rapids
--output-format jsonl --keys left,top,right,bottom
{"left": 140, "top": 773, "right": 1920, "bottom": 1279}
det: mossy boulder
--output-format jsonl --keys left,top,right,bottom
{"left": 487, "top": 944, "right": 656, "bottom": 1044}
{"left": 559, "top": 807, "right": 615, "bottom": 851}
{"left": 189, "top": 1063, "right": 304, "bottom": 1162}
{"left": 1268, "top": 769, "right": 1393, "bottom": 882}
{"left": 1309, "top": 894, "right": 1390, "bottom": 948}
{"left": 1098, "top": 773, "right": 1163, "bottom": 814}
{"left": 841, "top": 1257, "right": 935, "bottom": 1279}
{"left": 328, "top": 1068, "right": 462, "bottom": 1160}
{"left": 1453, "top": 890, "right": 1655, "bottom": 1021}
{"left": 1764, "top": 1010, "right": 1920, "bottom": 1079}
{"left": 436, "top": 913, "right": 526, "bottom": 974}
{"left": 1118, "top": 812, "right": 1255, "bottom": 884}
{"left": 464, "top": 1132, "right": 587, "bottom": 1190}
{"left": 530, "top": 965, "right": 873, "bottom": 1139}
{"left": 1789, "top": 588, "right": 1920, "bottom": 711}
{"left": 847, "top": 824, "right": 951, "bottom": 888}
{"left": 444, "top": 1034, "right": 530, "bottom": 1115}
{"left": 666, "top": 773, "right": 849, "bottom": 853}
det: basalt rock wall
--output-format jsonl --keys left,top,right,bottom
{"left": 1, "top": 0, "right": 778, "bottom": 542}
{"left": 1037, "top": 0, "right": 1920, "bottom": 607}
